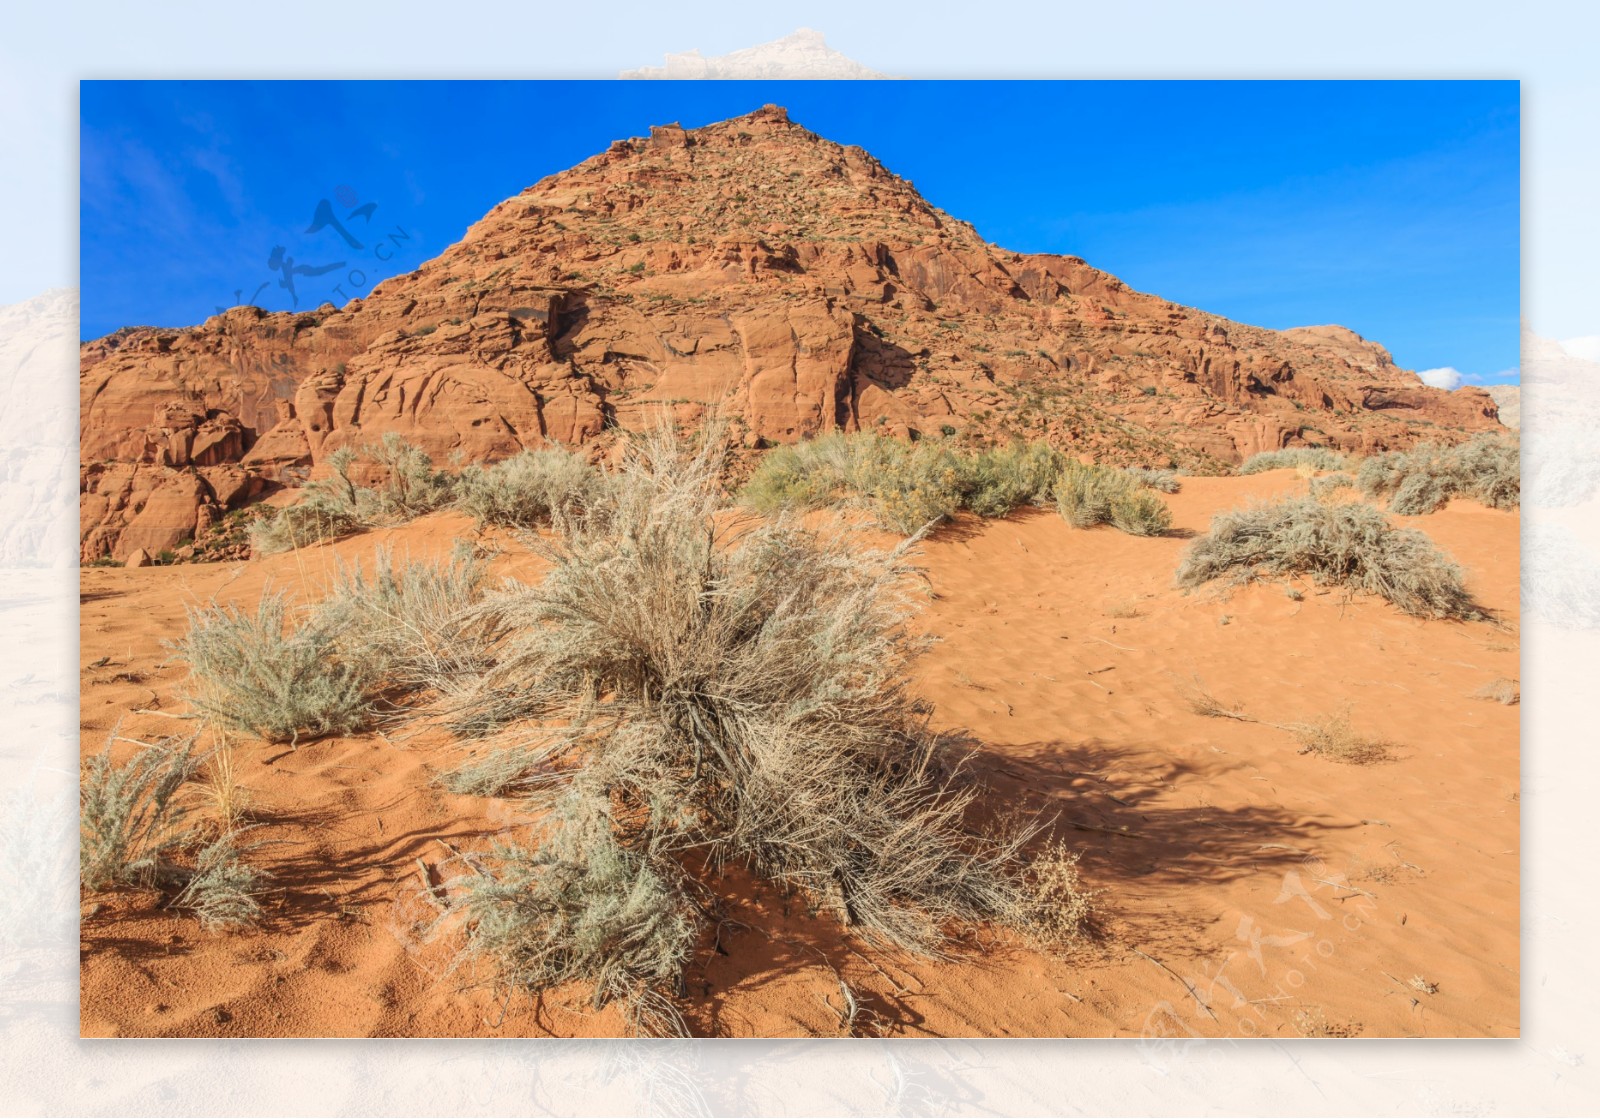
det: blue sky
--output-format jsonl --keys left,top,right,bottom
{"left": 80, "top": 80, "right": 1520, "bottom": 383}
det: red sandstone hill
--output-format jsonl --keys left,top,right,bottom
{"left": 79, "top": 105, "right": 1502, "bottom": 562}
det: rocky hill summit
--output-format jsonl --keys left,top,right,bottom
{"left": 79, "top": 105, "right": 1502, "bottom": 562}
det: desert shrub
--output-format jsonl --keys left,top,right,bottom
{"left": 1357, "top": 434, "right": 1520, "bottom": 514}
{"left": 249, "top": 445, "right": 368, "bottom": 554}
{"left": 743, "top": 434, "right": 1068, "bottom": 529}
{"left": 80, "top": 737, "right": 198, "bottom": 891}
{"left": 365, "top": 432, "right": 458, "bottom": 519}
{"left": 456, "top": 448, "right": 605, "bottom": 529}
{"left": 863, "top": 441, "right": 967, "bottom": 532}
{"left": 247, "top": 492, "right": 362, "bottom": 554}
{"left": 958, "top": 442, "right": 1065, "bottom": 517}
{"left": 1238, "top": 448, "right": 1348, "bottom": 474}
{"left": 447, "top": 426, "right": 1083, "bottom": 1032}
{"left": 1175, "top": 496, "right": 1479, "bottom": 619}
{"left": 169, "top": 833, "right": 268, "bottom": 929}
{"left": 1109, "top": 489, "right": 1174, "bottom": 535}
{"left": 1052, "top": 462, "right": 1172, "bottom": 536}
{"left": 740, "top": 438, "right": 848, "bottom": 512}
{"left": 1450, "top": 435, "right": 1521, "bottom": 509}
{"left": 313, "top": 545, "right": 496, "bottom": 700}
{"left": 1016, "top": 840, "right": 1097, "bottom": 950}
{"left": 248, "top": 436, "right": 460, "bottom": 555}
{"left": 740, "top": 433, "right": 966, "bottom": 532}
{"left": 1125, "top": 467, "right": 1181, "bottom": 494}
{"left": 175, "top": 589, "right": 378, "bottom": 743}
{"left": 456, "top": 791, "right": 698, "bottom": 1037}
{"left": 81, "top": 738, "right": 267, "bottom": 928}
{"left": 1308, "top": 472, "right": 1355, "bottom": 500}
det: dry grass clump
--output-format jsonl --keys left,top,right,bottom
{"left": 1294, "top": 1007, "right": 1363, "bottom": 1037}
{"left": 1357, "top": 433, "right": 1520, "bottom": 514}
{"left": 456, "top": 448, "right": 607, "bottom": 529}
{"left": 1238, "top": 447, "right": 1347, "bottom": 474}
{"left": 175, "top": 589, "right": 379, "bottom": 744}
{"left": 80, "top": 735, "right": 267, "bottom": 928}
{"left": 249, "top": 435, "right": 459, "bottom": 554}
{"left": 444, "top": 426, "right": 1090, "bottom": 1032}
{"left": 1018, "top": 841, "right": 1098, "bottom": 950}
{"left": 1472, "top": 678, "right": 1521, "bottom": 705}
{"left": 1289, "top": 712, "right": 1394, "bottom": 765}
{"left": 195, "top": 738, "right": 250, "bottom": 836}
{"left": 1053, "top": 462, "right": 1173, "bottom": 536}
{"left": 1181, "top": 677, "right": 1252, "bottom": 722}
{"left": 1175, "top": 496, "right": 1480, "bottom": 619}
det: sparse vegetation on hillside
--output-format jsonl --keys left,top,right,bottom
{"left": 1357, "top": 433, "right": 1519, "bottom": 514}
{"left": 1176, "top": 496, "right": 1480, "bottom": 619}
{"left": 162, "top": 426, "right": 1096, "bottom": 1031}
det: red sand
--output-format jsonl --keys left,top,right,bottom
{"left": 79, "top": 471, "right": 1518, "bottom": 1038}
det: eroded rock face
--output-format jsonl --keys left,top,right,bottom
{"left": 79, "top": 106, "right": 1505, "bottom": 561}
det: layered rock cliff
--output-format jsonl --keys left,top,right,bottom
{"left": 79, "top": 104, "right": 1502, "bottom": 562}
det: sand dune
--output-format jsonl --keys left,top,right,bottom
{"left": 78, "top": 471, "right": 1518, "bottom": 1038}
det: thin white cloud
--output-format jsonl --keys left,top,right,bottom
{"left": 1417, "top": 366, "right": 1463, "bottom": 390}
